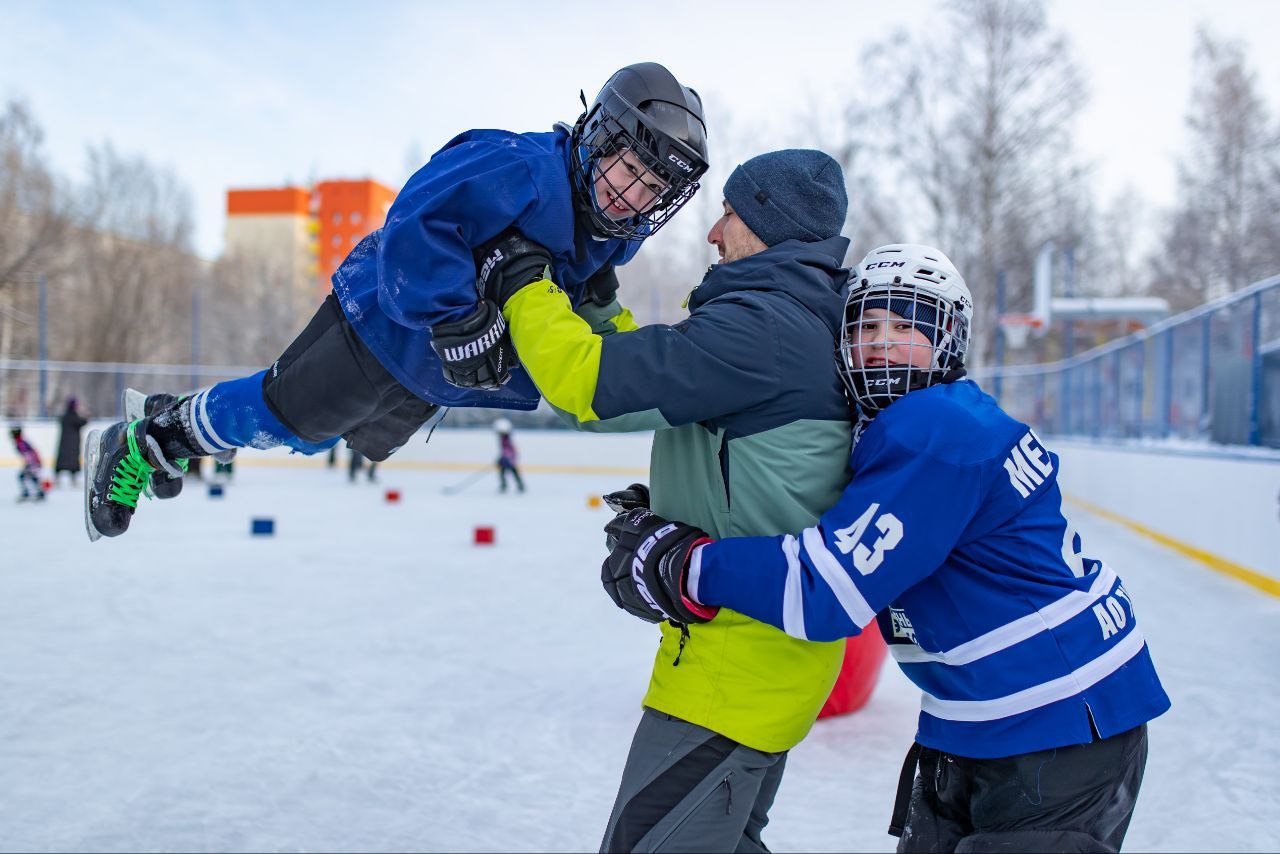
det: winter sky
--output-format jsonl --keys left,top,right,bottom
{"left": 2, "top": 0, "right": 1279, "bottom": 260}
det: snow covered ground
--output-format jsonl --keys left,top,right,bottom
{"left": 1, "top": 426, "right": 1277, "bottom": 852}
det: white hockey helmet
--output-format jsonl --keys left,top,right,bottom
{"left": 493, "top": 417, "right": 513, "bottom": 434}
{"left": 838, "top": 243, "right": 973, "bottom": 412}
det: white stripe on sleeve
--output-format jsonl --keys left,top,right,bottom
{"left": 780, "top": 534, "right": 807, "bottom": 640}
{"left": 801, "top": 526, "right": 877, "bottom": 630}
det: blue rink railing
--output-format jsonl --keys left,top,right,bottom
{"left": 975, "top": 275, "right": 1280, "bottom": 448}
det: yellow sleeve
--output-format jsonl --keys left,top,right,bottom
{"left": 503, "top": 280, "right": 603, "bottom": 423}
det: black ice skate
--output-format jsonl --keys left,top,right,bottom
{"left": 123, "top": 389, "right": 188, "bottom": 499}
{"left": 83, "top": 419, "right": 186, "bottom": 541}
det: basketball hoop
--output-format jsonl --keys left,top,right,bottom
{"left": 998, "top": 314, "right": 1044, "bottom": 349}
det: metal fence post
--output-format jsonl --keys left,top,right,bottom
{"left": 38, "top": 275, "right": 47, "bottom": 418}
{"left": 1201, "top": 312, "right": 1212, "bottom": 431}
{"left": 993, "top": 271, "right": 1006, "bottom": 402}
{"left": 1161, "top": 328, "right": 1174, "bottom": 437}
{"left": 1249, "top": 290, "right": 1263, "bottom": 445}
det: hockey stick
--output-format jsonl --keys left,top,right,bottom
{"left": 441, "top": 466, "right": 492, "bottom": 495}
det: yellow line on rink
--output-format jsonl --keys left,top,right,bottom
{"left": 228, "top": 457, "right": 650, "bottom": 476}
{"left": 1065, "top": 494, "right": 1280, "bottom": 599}
{"left": 1, "top": 455, "right": 648, "bottom": 477}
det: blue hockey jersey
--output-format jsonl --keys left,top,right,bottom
{"left": 331, "top": 127, "right": 642, "bottom": 410}
{"left": 691, "top": 379, "right": 1171, "bottom": 758}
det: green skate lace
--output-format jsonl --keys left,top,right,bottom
{"left": 107, "top": 421, "right": 156, "bottom": 509}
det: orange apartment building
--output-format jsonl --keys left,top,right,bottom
{"left": 225, "top": 179, "right": 396, "bottom": 320}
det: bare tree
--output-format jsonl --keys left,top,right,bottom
{"left": 200, "top": 252, "right": 302, "bottom": 366}
{"left": 1151, "top": 27, "right": 1280, "bottom": 308}
{"left": 838, "top": 0, "right": 1088, "bottom": 363}
{"left": 58, "top": 143, "right": 201, "bottom": 364}
{"left": 0, "top": 99, "right": 72, "bottom": 283}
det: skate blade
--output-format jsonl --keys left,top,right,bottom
{"left": 83, "top": 428, "right": 103, "bottom": 542}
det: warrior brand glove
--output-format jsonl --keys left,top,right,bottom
{"left": 475, "top": 228, "right": 554, "bottom": 310}
{"left": 601, "top": 507, "right": 719, "bottom": 625}
{"left": 429, "top": 299, "right": 518, "bottom": 390}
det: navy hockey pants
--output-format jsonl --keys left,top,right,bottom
{"left": 181, "top": 294, "right": 439, "bottom": 461}
{"left": 891, "top": 724, "right": 1149, "bottom": 853}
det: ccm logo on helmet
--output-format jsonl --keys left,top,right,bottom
{"left": 865, "top": 260, "right": 907, "bottom": 270}
{"left": 867, "top": 377, "right": 904, "bottom": 388}
{"left": 667, "top": 153, "right": 694, "bottom": 174}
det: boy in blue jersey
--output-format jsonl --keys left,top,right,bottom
{"left": 599, "top": 244, "right": 1170, "bottom": 853}
{"left": 83, "top": 62, "right": 708, "bottom": 541}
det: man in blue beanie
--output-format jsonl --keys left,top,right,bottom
{"left": 473, "top": 149, "right": 853, "bottom": 852}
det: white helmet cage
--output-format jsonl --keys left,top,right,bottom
{"left": 837, "top": 244, "right": 973, "bottom": 412}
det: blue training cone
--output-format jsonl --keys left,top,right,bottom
{"left": 208, "top": 484, "right": 225, "bottom": 498}
{"left": 251, "top": 518, "right": 275, "bottom": 536}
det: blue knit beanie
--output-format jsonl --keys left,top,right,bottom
{"left": 722, "top": 149, "right": 848, "bottom": 247}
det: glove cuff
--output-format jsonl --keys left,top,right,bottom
{"left": 680, "top": 539, "right": 719, "bottom": 621}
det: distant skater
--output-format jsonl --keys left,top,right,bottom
{"left": 494, "top": 418, "right": 524, "bottom": 493}
{"left": 10, "top": 426, "right": 46, "bottom": 502}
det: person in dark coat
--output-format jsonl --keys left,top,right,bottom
{"left": 55, "top": 397, "right": 89, "bottom": 484}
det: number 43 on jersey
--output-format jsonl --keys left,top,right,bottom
{"left": 832, "top": 503, "right": 903, "bottom": 575}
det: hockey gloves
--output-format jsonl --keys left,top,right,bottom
{"left": 603, "top": 482, "right": 651, "bottom": 514}
{"left": 429, "top": 299, "right": 517, "bottom": 390}
{"left": 431, "top": 228, "right": 555, "bottom": 390}
{"left": 601, "top": 507, "right": 719, "bottom": 626}
{"left": 475, "top": 228, "right": 554, "bottom": 310}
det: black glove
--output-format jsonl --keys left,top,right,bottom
{"left": 429, "top": 300, "right": 518, "bottom": 390}
{"left": 584, "top": 266, "right": 620, "bottom": 307}
{"left": 601, "top": 507, "right": 717, "bottom": 625}
{"left": 604, "top": 483, "right": 651, "bottom": 551}
{"left": 603, "top": 483, "right": 650, "bottom": 514}
{"left": 475, "top": 228, "right": 554, "bottom": 310}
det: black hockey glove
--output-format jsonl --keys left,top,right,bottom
{"left": 601, "top": 507, "right": 719, "bottom": 625}
{"left": 604, "top": 483, "right": 651, "bottom": 550}
{"left": 475, "top": 228, "right": 554, "bottom": 310}
{"left": 429, "top": 299, "right": 517, "bottom": 390}
{"left": 603, "top": 483, "right": 650, "bottom": 514}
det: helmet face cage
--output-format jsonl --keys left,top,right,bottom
{"left": 837, "top": 284, "right": 970, "bottom": 413}
{"left": 570, "top": 92, "right": 708, "bottom": 241}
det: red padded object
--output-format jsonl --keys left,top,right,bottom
{"left": 818, "top": 626, "right": 887, "bottom": 719}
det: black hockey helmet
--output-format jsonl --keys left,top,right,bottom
{"left": 569, "top": 62, "right": 709, "bottom": 240}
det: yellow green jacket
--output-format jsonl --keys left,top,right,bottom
{"left": 507, "top": 237, "right": 854, "bottom": 752}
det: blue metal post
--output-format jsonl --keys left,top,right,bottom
{"left": 1135, "top": 343, "right": 1146, "bottom": 437}
{"left": 1161, "top": 328, "right": 1174, "bottom": 437}
{"left": 1201, "top": 313, "right": 1212, "bottom": 433}
{"left": 1092, "top": 358, "right": 1102, "bottom": 438}
{"left": 38, "top": 274, "right": 47, "bottom": 417}
{"left": 1111, "top": 349, "right": 1122, "bottom": 437}
{"left": 1248, "top": 290, "right": 1262, "bottom": 445}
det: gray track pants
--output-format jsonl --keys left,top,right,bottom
{"left": 600, "top": 708, "right": 788, "bottom": 853}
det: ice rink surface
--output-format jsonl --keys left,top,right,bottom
{"left": 2, "top": 426, "right": 1278, "bottom": 852}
